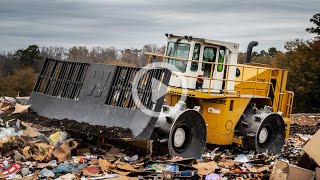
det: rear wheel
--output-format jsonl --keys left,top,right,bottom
{"left": 235, "top": 105, "right": 285, "bottom": 154}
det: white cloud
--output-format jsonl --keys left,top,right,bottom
{"left": 0, "top": 0, "right": 318, "bottom": 52}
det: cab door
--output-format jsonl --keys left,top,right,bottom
{"left": 200, "top": 46, "right": 225, "bottom": 92}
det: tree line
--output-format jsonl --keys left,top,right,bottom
{"left": 0, "top": 13, "right": 319, "bottom": 113}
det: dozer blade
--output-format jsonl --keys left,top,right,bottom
{"left": 28, "top": 58, "right": 171, "bottom": 139}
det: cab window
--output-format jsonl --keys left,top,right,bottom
{"left": 202, "top": 47, "right": 217, "bottom": 77}
{"left": 191, "top": 43, "right": 201, "bottom": 71}
{"left": 166, "top": 41, "right": 190, "bottom": 72}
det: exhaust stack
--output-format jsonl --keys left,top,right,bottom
{"left": 245, "top": 41, "right": 259, "bottom": 63}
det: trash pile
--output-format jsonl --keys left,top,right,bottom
{"left": 290, "top": 113, "right": 320, "bottom": 136}
{"left": 0, "top": 96, "right": 320, "bottom": 179}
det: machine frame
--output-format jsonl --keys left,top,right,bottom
{"left": 145, "top": 34, "right": 294, "bottom": 147}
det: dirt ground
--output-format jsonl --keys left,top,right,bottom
{"left": 6, "top": 112, "right": 134, "bottom": 139}
{"left": 290, "top": 113, "right": 320, "bottom": 135}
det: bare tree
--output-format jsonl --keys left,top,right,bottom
{"left": 67, "top": 46, "right": 90, "bottom": 62}
{"left": 40, "top": 46, "right": 67, "bottom": 60}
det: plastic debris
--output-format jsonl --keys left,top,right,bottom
{"left": 38, "top": 168, "right": 55, "bottom": 178}
{"left": 21, "top": 167, "right": 31, "bottom": 176}
{"left": 49, "top": 131, "right": 68, "bottom": 148}
{"left": 205, "top": 173, "right": 222, "bottom": 180}
{"left": 145, "top": 163, "right": 178, "bottom": 174}
{"left": 0, "top": 127, "right": 19, "bottom": 139}
{"left": 56, "top": 173, "right": 77, "bottom": 180}
{"left": 124, "top": 155, "right": 138, "bottom": 162}
{"left": 234, "top": 154, "right": 250, "bottom": 163}
{"left": 52, "top": 162, "right": 87, "bottom": 174}
{"left": 0, "top": 159, "right": 21, "bottom": 177}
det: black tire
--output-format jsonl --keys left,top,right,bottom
{"left": 168, "top": 110, "right": 206, "bottom": 158}
{"left": 235, "top": 105, "right": 285, "bottom": 155}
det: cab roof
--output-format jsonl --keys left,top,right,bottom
{"left": 167, "top": 34, "right": 239, "bottom": 53}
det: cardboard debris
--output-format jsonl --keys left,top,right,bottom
{"left": 36, "top": 163, "right": 49, "bottom": 169}
{"left": 0, "top": 136, "right": 14, "bottom": 146}
{"left": 98, "top": 159, "right": 112, "bottom": 171}
{"left": 23, "top": 143, "right": 54, "bottom": 162}
{"left": 270, "top": 159, "right": 314, "bottom": 180}
{"left": 13, "top": 104, "right": 30, "bottom": 114}
{"left": 303, "top": 130, "right": 320, "bottom": 166}
{"left": 193, "top": 161, "right": 218, "bottom": 176}
{"left": 108, "top": 147, "right": 121, "bottom": 154}
{"left": 117, "top": 163, "right": 135, "bottom": 172}
{"left": 247, "top": 165, "right": 270, "bottom": 173}
{"left": 0, "top": 106, "right": 10, "bottom": 111}
{"left": 162, "top": 170, "right": 174, "bottom": 180}
{"left": 218, "top": 159, "right": 235, "bottom": 167}
{"left": 168, "top": 157, "right": 196, "bottom": 166}
{"left": 316, "top": 167, "right": 320, "bottom": 180}
{"left": 53, "top": 141, "right": 78, "bottom": 162}
{"left": 20, "top": 122, "right": 39, "bottom": 138}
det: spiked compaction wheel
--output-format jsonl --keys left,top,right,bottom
{"left": 235, "top": 105, "right": 286, "bottom": 154}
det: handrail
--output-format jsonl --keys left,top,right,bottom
{"left": 146, "top": 53, "right": 280, "bottom": 100}
{"left": 145, "top": 52, "right": 275, "bottom": 70}
{"left": 145, "top": 52, "right": 293, "bottom": 118}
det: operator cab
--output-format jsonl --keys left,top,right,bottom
{"left": 164, "top": 34, "right": 239, "bottom": 93}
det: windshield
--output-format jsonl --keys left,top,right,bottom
{"left": 165, "top": 41, "right": 190, "bottom": 72}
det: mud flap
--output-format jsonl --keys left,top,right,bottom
{"left": 28, "top": 58, "right": 171, "bottom": 140}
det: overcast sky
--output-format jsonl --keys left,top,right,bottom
{"left": 0, "top": 0, "right": 319, "bottom": 52}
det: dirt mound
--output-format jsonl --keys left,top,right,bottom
{"left": 10, "top": 112, "right": 133, "bottom": 139}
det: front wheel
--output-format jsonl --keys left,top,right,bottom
{"left": 168, "top": 110, "right": 206, "bottom": 158}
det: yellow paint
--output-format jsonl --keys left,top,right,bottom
{"left": 198, "top": 97, "right": 251, "bottom": 145}
{"left": 153, "top": 53, "right": 294, "bottom": 146}
{"left": 235, "top": 65, "right": 272, "bottom": 97}
{"left": 233, "top": 136, "right": 243, "bottom": 146}
{"left": 283, "top": 117, "right": 291, "bottom": 138}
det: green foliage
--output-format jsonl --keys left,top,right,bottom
{"left": 306, "top": 13, "right": 320, "bottom": 39}
{"left": 239, "top": 47, "right": 280, "bottom": 65}
{"left": 268, "top": 47, "right": 278, "bottom": 57}
{"left": 278, "top": 39, "right": 320, "bottom": 112}
{"left": 0, "top": 67, "right": 37, "bottom": 97}
{"left": 14, "top": 45, "right": 42, "bottom": 67}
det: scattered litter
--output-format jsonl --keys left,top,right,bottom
{"left": 145, "top": 163, "right": 178, "bottom": 174}
{"left": 0, "top": 127, "right": 19, "bottom": 138}
{"left": 38, "top": 168, "right": 55, "bottom": 178}
{"left": 124, "top": 155, "right": 138, "bottom": 162}
{"left": 12, "top": 104, "right": 30, "bottom": 114}
{"left": 234, "top": 154, "right": 250, "bottom": 163}
{"left": 205, "top": 173, "right": 222, "bottom": 180}
{"left": 303, "top": 130, "right": 320, "bottom": 165}
{"left": 49, "top": 131, "right": 68, "bottom": 148}
{"left": 0, "top": 159, "right": 21, "bottom": 177}
{"left": 51, "top": 162, "right": 87, "bottom": 174}
{"left": 53, "top": 140, "right": 78, "bottom": 162}
{"left": 55, "top": 173, "right": 77, "bottom": 180}
{"left": 0, "top": 96, "right": 316, "bottom": 179}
